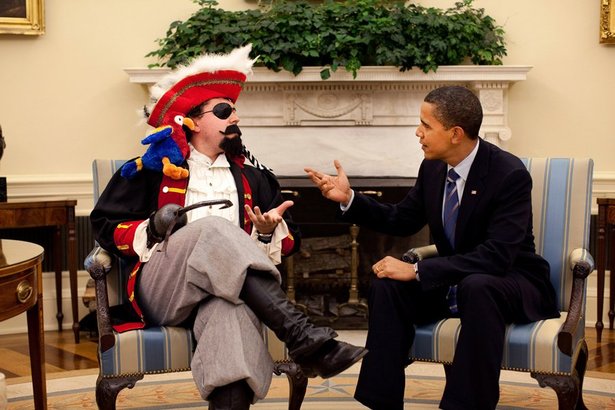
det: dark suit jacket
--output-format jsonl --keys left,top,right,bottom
{"left": 340, "top": 139, "right": 559, "bottom": 321}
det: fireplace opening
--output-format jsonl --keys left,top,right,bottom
{"left": 278, "top": 176, "right": 430, "bottom": 329}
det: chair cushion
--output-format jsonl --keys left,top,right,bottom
{"left": 99, "top": 326, "right": 289, "bottom": 377}
{"left": 100, "top": 327, "right": 194, "bottom": 377}
{"left": 409, "top": 313, "right": 585, "bottom": 374}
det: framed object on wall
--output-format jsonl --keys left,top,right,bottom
{"left": 0, "top": 0, "right": 44, "bottom": 35}
{"left": 601, "top": 0, "right": 615, "bottom": 44}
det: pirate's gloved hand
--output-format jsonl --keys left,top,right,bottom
{"left": 146, "top": 203, "right": 188, "bottom": 247}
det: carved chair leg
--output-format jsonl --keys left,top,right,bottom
{"left": 532, "top": 340, "right": 588, "bottom": 410}
{"left": 532, "top": 372, "right": 578, "bottom": 410}
{"left": 574, "top": 340, "right": 589, "bottom": 410}
{"left": 274, "top": 361, "right": 308, "bottom": 410}
{"left": 96, "top": 374, "right": 144, "bottom": 410}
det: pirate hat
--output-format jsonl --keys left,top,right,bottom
{"left": 147, "top": 44, "right": 256, "bottom": 128}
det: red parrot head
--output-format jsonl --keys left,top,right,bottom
{"left": 164, "top": 112, "right": 194, "bottom": 158}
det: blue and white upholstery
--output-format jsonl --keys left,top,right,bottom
{"left": 406, "top": 158, "right": 594, "bottom": 407}
{"left": 85, "top": 159, "right": 300, "bottom": 409}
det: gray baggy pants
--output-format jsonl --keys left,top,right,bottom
{"left": 138, "top": 216, "right": 282, "bottom": 402}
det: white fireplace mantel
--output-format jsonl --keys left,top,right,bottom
{"left": 126, "top": 65, "right": 532, "bottom": 84}
{"left": 125, "top": 65, "right": 531, "bottom": 177}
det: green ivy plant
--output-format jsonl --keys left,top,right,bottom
{"left": 146, "top": 0, "right": 507, "bottom": 80}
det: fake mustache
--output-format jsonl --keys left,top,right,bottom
{"left": 221, "top": 124, "right": 242, "bottom": 138}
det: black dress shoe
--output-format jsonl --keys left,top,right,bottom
{"left": 297, "top": 340, "right": 368, "bottom": 379}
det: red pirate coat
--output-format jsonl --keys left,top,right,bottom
{"left": 91, "top": 155, "right": 300, "bottom": 330}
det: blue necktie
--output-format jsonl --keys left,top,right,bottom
{"left": 444, "top": 168, "right": 460, "bottom": 313}
{"left": 443, "top": 168, "right": 460, "bottom": 247}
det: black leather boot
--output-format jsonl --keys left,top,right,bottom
{"left": 208, "top": 380, "right": 252, "bottom": 410}
{"left": 240, "top": 269, "right": 367, "bottom": 378}
{"left": 296, "top": 338, "right": 369, "bottom": 379}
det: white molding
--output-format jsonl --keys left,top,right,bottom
{"left": 592, "top": 171, "right": 615, "bottom": 191}
{"left": 591, "top": 171, "right": 615, "bottom": 214}
{"left": 4, "top": 173, "right": 93, "bottom": 216}
{"left": 125, "top": 65, "right": 533, "bottom": 84}
{"left": 7, "top": 174, "right": 612, "bottom": 217}
{"left": 3, "top": 167, "right": 615, "bottom": 217}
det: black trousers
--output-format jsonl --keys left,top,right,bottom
{"left": 354, "top": 274, "right": 526, "bottom": 410}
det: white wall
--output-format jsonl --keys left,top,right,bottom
{"left": 421, "top": 0, "right": 615, "bottom": 164}
{"left": 0, "top": 0, "right": 613, "bottom": 333}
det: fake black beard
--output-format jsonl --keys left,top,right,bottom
{"left": 220, "top": 135, "right": 244, "bottom": 158}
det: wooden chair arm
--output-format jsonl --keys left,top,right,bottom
{"left": 84, "top": 245, "right": 116, "bottom": 351}
{"left": 557, "top": 249, "right": 594, "bottom": 356}
{"left": 402, "top": 244, "right": 439, "bottom": 263}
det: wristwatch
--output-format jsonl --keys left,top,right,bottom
{"left": 414, "top": 262, "right": 420, "bottom": 281}
{"left": 257, "top": 231, "right": 273, "bottom": 244}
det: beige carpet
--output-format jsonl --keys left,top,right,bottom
{"left": 7, "top": 362, "right": 615, "bottom": 409}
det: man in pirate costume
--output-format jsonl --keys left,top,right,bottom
{"left": 91, "top": 45, "right": 367, "bottom": 409}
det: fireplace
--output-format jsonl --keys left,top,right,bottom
{"left": 125, "top": 64, "right": 530, "bottom": 328}
{"left": 277, "top": 176, "right": 429, "bottom": 328}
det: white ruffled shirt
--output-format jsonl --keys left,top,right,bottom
{"left": 134, "top": 144, "right": 287, "bottom": 264}
{"left": 185, "top": 146, "right": 240, "bottom": 225}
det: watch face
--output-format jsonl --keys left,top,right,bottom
{"left": 257, "top": 232, "right": 273, "bottom": 243}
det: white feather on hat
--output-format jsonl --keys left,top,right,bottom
{"left": 148, "top": 44, "right": 256, "bottom": 111}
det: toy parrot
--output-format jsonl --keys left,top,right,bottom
{"left": 121, "top": 114, "right": 193, "bottom": 180}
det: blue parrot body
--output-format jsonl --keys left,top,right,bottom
{"left": 121, "top": 116, "right": 191, "bottom": 180}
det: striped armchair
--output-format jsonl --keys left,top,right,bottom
{"left": 84, "top": 159, "right": 308, "bottom": 410}
{"left": 405, "top": 158, "right": 594, "bottom": 409}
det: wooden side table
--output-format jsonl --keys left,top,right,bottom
{"left": 0, "top": 199, "right": 80, "bottom": 343}
{"left": 0, "top": 239, "right": 47, "bottom": 410}
{"left": 596, "top": 198, "right": 615, "bottom": 342}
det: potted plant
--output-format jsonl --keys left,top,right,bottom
{"left": 146, "top": 0, "right": 507, "bottom": 79}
